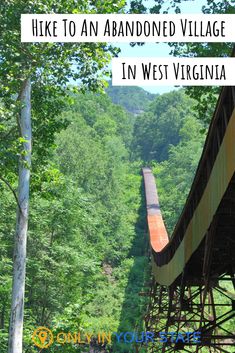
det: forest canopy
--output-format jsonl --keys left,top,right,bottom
{"left": 0, "top": 85, "right": 207, "bottom": 352}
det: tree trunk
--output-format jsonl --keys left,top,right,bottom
{"left": 8, "top": 78, "right": 32, "bottom": 353}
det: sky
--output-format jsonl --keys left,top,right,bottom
{"left": 115, "top": 0, "right": 207, "bottom": 94}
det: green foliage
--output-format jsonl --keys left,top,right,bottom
{"left": 130, "top": 0, "right": 234, "bottom": 125}
{"left": 132, "top": 90, "right": 197, "bottom": 162}
{"left": 106, "top": 83, "right": 155, "bottom": 115}
{"left": 0, "top": 0, "right": 126, "bottom": 202}
{"left": 0, "top": 91, "right": 149, "bottom": 353}
{"left": 2, "top": 1, "right": 233, "bottom": 345}
{"left": 2, "top": 2, "right": 233, "bottom": 352}
{"left": 1, "top": 75, "right": 234, "bottom": 353}
{"left": 165, "top": 0, "right": 234, "bottom": 125}
{"left": 0, "top": 3, "right": 130, "bottom": 349}
{"left": 152, "top": 116, "right": 205, "bottom": 233}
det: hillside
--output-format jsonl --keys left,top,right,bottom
{"left": 106, "top": 83, "right": 156, "bottom": 115}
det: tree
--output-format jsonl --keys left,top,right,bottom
{"left": 8, "top": 79, "right": 32, "bottom": 353}
{"left": 130, "top": 0, "right": 235, "bottom": 124}
{"left": 167, "top": 0, "right": 235, "bottom": 124}
{"left": 132, "top": 90, "right": 197, "bottom": 162}
{"left": 152, "top": 115, "right": 205, "bottom": 233}
{"left": 0, "top": 1, "right": 125, "bottom": 352}
{"left": 22, "top": 92, "right": 147, "bottom": 352}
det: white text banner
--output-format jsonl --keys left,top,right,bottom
{"left": 21, "top": 14, "right": 235, "bottom": 42}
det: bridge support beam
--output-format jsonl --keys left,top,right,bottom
{"left": 145, "top": 272, "right": 235, "bottom": 352}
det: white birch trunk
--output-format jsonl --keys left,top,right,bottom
{"left": 8, "top": 78, "right": 32, "bottom": 353}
